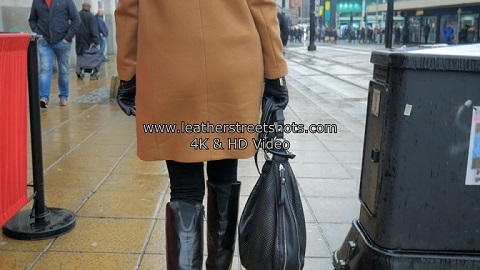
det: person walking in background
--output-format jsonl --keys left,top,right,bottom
{"left": 349, "top": 27, "right": 355, "bottom": 43}
{"left": 459, "top": 25, "right": 468, "bottom": 44}
{"left": 467, "top": 25, "right": 475, "bottom": 43}
{"left": 423, "top": 23, "right": 431, "bottom": 44}
{"left": 75, "top": 3, "right": 100, "bottom": 79}
{"left": 28, "top": 0, "right": 80, "bottom": 108}
{"left": 277, "top": 10, "right": 289, "bottom": 48}
{"left": 76, "top": 3, "right": 99, "bottom": 57}
{"left": 402, "top": 25, "right": 410, "bottom": 44}
{"left": 96, "top": 9, "right": 109, "bottom": 62}
{"left": 332, "top": 27, "right": 338, "bottom": 44}
{"left": 445, "top": 24, "right": 454, "bottom": 45}
{"left": 317, "top": 25, "right": 323, "bottom": 42}
{"left": 367, "top": 27, "right": 373, "bottom": 43}
{"left": 289, "top": 26, "right": 295, "bottom": 42}
{"left": 115, "top": 0, "right": 288, "bottom": 269}
{"left": 360, "top": 27, "right": 366, "bottom": 43}
{"left": 395, "top": 25, "right": 401, "bottom": 44}
{"left": 295, "top": 26, "right": 303, "bottom": 42}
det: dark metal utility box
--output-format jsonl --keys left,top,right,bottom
{"left": 333, "top": 44, "right": 480, "bottom": 270}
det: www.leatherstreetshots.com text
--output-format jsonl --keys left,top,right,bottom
{"left": 143, "top": 121, "right": 337, "bottom": 135}
{"left": 142, "top": 121, "right": 337, "bottom": 151}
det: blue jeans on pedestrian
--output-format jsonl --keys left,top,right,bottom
{"left": 99, "top": 37, "right": 107, "bottom": 60}
{"left": 38, "top": 37, "right": 72, "bottom": 102}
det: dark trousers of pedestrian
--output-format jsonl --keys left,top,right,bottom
{"left": 165, "top": 159, "right": 241, "bottom": 270}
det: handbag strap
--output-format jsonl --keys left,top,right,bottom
{"left": 259, "top": 96, "right": 285, "bottom": 141}
{"left": 254, "top": 96, "right": 294, "bottom": 174}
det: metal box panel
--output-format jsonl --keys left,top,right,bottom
{"left": 359, "top": 81, "right": 389, "bottom": 217}
{"left": 360, "top": 45, "right": 480, "bottom": 251}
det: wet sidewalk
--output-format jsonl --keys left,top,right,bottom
{"left": 0, "top": 43, "right": 375, "bottom": 269}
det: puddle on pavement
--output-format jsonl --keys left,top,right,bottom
{"left": 70, "top": 86, "right": 116, "bottom": 105}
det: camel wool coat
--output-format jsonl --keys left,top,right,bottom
{"left": 115, "top": 0, "right": 288, "bottom": 162}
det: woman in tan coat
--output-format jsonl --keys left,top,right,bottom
{"left": 115, "top": 0, "right": 288, "bottom": 269}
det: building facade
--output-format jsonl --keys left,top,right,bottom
{"left": 367, "top": 0, "right": 480, "bottom": 44}
{"left": 282, "top": 0, "right": 480, "bottom": 45}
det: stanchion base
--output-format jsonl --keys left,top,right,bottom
{"left": 333, "top": 220, "right": 480, "bottom": 270}
{"left": 2, "top": 208, "right": 76, "bottom": 240}
{"left": 307, "top": 44, "right": 317, "bottom": 51}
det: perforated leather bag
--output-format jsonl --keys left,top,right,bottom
{"left": 238, "top": 96, "right": 306, "bottom": 270}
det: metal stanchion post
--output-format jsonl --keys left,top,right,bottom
{"left": 308, "top": 0, "right": 317, "bottom": 51}
{"left": 385, "top": 0, "right": 394, "bottom": 48}
{"left": 3, "top": 34, "right": 76, "bottom": 240}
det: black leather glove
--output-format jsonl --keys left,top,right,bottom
{"left": 117, "top": 75, "right": 136, "bottom": 116}
{"left": 264, "top": 77, "right": 288, "bottom": 110}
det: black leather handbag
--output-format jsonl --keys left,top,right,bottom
{"left": 238, "top": 95, "right": 307, "bottom": 270}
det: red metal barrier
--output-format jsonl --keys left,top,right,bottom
{"left": 0, "top": 33, "right": 31, "bottom": 228}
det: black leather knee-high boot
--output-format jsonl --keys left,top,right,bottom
{"left": 166, "top": 200, "right": 204, "bottom": 270}
{"left": 206, "top": 181, "right": 241, "bottom": 270}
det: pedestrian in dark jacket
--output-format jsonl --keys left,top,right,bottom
{"left": 76, "top": 3, "right": 100, "bottom": 56}
{"left": 459, "top": 25, "right": 468, "bottom": 44}
{"left": 96, "top": 9, "right": 109, "bottom": 61}
{"left": 395, "top": 26, "right": 401, "bottom": 44}
{"left": 277, "top": 11, "right": 289, "bottom": 47}
{"left": 423, "top": 24, "right": 431, "bottom": 44}
{"left": 29, "top": 0, "right": 80, "bottom": 108}
{"left": 75, "top": 3, "right": 101, "bottom": 78}
{"left": 402, "top": 26, "right": 410, "bottom": 44}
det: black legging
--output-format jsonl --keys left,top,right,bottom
{"left": 166, "top": 159, "right": 238, "bottom": 204}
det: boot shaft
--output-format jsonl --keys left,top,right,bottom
{"left": 166, "top": 200, "right": 204, "bottom": 270}
{"left": 206, "top": 181, "right": 241, "bottom": 270}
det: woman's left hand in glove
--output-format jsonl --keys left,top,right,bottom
{"left": 264, "top": 77, "right": 288, "bottom": 110}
